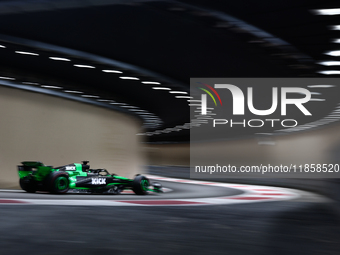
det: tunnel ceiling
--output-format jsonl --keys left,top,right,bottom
{"left": 0, "top": 0, "right": 339, "bottom": 143}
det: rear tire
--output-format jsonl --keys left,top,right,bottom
{"left": 132, "top": 175, "right": 149, "bottom": 195}
{"left": 19, "top": 178, "right": 36, "bottom": 193}
{"left": 48, "top": 172, "right": 69, "bottom": 194}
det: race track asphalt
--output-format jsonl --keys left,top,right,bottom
{"left": 0, "top": 180, "right": 339, "bottom": 255}
{"left": 0, "top": 180, "right": 242, "bottom": 200}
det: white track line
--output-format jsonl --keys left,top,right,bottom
{"left": 0, "top": 175, "right": 300, "bottom": 206}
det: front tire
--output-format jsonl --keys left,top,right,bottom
{"left": 132, "top": 175, "right": 149, "bottom": 195}
{"left": 48, "top": 172, "right": 69, "bottom": 194}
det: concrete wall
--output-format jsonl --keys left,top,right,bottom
{"left": 0, "top": 86, "right": 145, "bottom": 188}
{"left": 146, "top": 144, "right": 190, "bottom": 166}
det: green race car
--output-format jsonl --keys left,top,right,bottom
{"left": 17, "top": 161, "right": 162, "bottom": 195}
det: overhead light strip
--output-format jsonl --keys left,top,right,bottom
{"left": 317, "top": 61, "right": 340, "bottom": 66}
{"left": 176, "top": 96, "right": 193, "bottom": 99}
{"left": 102, "top": 70, "right": 122, "bottom": 73}
{"left": 64, "top": 90, "right": 83, "bottom": 94}
{"left": 41, "top": 85, "right": 63, "bottom": 89}
{"left": 0, "top": 76, "right": 15, "bottom": 80}
{"left": 15, "top": 51, "right": 39, "bottom": 56}
{"left": 307, "top": 85, "right": 336, "bottom": 88}
{"left": 49, "top": 57, "right": 71, "bottom": 61}
{"left": 74, "top": 64, "right": 95, "bottom": 68}
{"left": 318, "top": 71, "right": 340, "bottom": 75}
{"left": 142, "top": 81, "right": 161, "bottom": 85}
{"left": 81, "top": 95, "right": 99, "bottom": 98}
{"left": 152, "top": 87, "right": 171, "bottom": 90}
{"left": 313, "top": 8, "right": 340, "bottom": 15}
{"left": 325, "top": 50, "right": 340, "bottom": 56}
{"left": 119, "top": 77, "right": 139, "bottom": 80}
{"left": 169, "top": 91, "right": 188, "bottom": 94}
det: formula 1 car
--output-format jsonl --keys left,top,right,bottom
{"left": 17, "top": 161, "right": 162, "bottom": 195}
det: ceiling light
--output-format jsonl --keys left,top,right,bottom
{"left": 0, "top": 45, "right": 5, "bottom": 48}
{"left": 169, "top": 91, "right": 188, "bottom": 94}
{"left": 0, "top": 76, "right": 15, "bottom": 80}
{"left": 189, "top": 104, "right": 201, "bottom": 106}
{"left": 318, "top": 71, "right": 340, "bottom": 75}
{"left": 188, "top": 100, "right": 201, "bottom": 102}
{"left": 97, "top": 99, "right": 112, "bottom": 102}
{"left": 22, "top": 82, "right": 39, "bottom": 85}
{"left": 15, "top": 51, "right": 39, "bottom": 56}
{"left": 142, "top": 81, "right": 161, "bottom": 85}
{"left": 74, "top": 64, "right": 95, "bottom": 68}
{"left": 318, "top": 61, "right": 340, "bottom": 66}
{"left": 81, "top": 95, "right": 99, "bottom": 98}
{"left": 332, "top": 39, "right": 340, "bottom": 43}
{"left": 41, "top": 85, "right": 62, "bottom": 89}
{"left": 110, "top": 102, "right": 127, "bottom": 105}
{"left": 308, "top": 84, "right": 336, "bottom": 88}
{"left": 121, "top": 106, "right": 139, "bottom": 108}
{"left": 64, "top": 90, "right": 83, "bottom": 94}
{"left": 49, "top": 57, "right": 71, "bottom": 61}
{"left": 330, "top": 25, "right": 340, "bottom": 30}
{"left": 102, "top": 70, "right": 122, "bottom": 73}
{"left": 119, "top": 77, "right": 139, "bottom": 80}
{"left": 152, "top": 87, "right": 171, "bottom": 90}
{"left": 313, "top": 8, "right": 340, "bottom": 15}
{"left": 175, "top": 96, "right": 193, "bottom": 99}
{"left": 325, "top": 50, "right": 340, "bottom": 56}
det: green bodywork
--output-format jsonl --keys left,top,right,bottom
{"left": 18, "top": 161, "right": 53, "bottom": 182}
{"left": 17, "top": 161, "right": 162, "bottom": 194}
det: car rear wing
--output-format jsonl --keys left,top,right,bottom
{"left": 18, "top": 161, "right": 44, "bottom": 172}
{"left": 18, "top": 161, "right": 53, "bottom": 180}
{"left": 21, "top": 161, "right": 45, "bottom": 167}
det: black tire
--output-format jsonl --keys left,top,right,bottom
{"left": 47, "top": 171, "right": 69, "bottom": 194}
{"left": 132, "top": 175, "right": 150, "bottom": 195}
{"left": 19, "top": 178, "right": 36, "bottom": 193}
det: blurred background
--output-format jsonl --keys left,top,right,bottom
{"left": 0, "top": 0, "right": 340, "bottom": 254}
